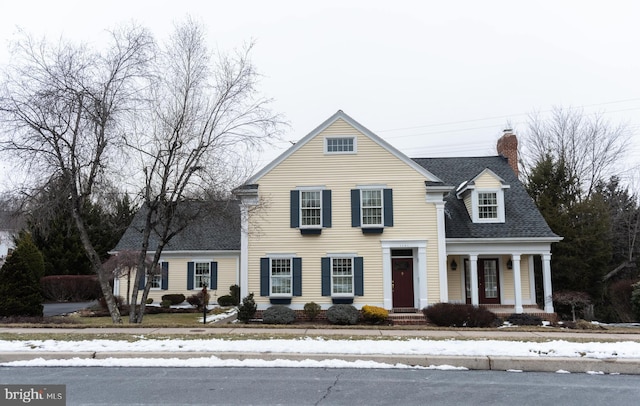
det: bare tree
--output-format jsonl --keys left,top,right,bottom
{"left": 522, "top": 107, "right": 630, "bottom": 199}
{"left": 0, "top": 26, "right": 154, "bottom": 323}
{"left": 124, "top": 19, "right": 282, "bottom": 323}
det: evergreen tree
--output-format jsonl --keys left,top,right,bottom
{"left": 0, "top": 233, "right": 45, "bottom": 317}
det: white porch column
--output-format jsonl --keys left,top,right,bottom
{"left": 435, "top": 201, "right": 448, "bottom": 303}
{"left": 511, "top": 254, "right": 523, "bottom": 314}
{"left": 528, "top": 255, "right": 536, "bottom": 305}
{"left": 542, "top": 253, "right": 554, "bottom": 313}
{"left": 382, "top": 246, "right": 392, "bottom": 310}
{"left": 418, "top": 244, "right": 429, "bottom": 309}
{"left": 469, "top": 254, "right": 479, "bottom": 306}
{"left": 239, "top": 204, "right": 250, "bottom": 299}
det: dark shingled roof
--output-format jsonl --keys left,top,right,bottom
{"left": 113, "top": 200, "right": 240, "bottom": 252}
{"left": 412, "top": 156, "right": 558, "bottom": 239}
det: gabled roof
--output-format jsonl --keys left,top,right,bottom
{"left": 245, "top": 110, "right": 442, "bottom": 184}
{"left": 113, "top": 200, "right": 240, "bottom": 252}
{"left": 413, "top": 156, "right": 559, "bottom": 239}
{"left": 455, "top": 168, "right": 510, "bottom": 198}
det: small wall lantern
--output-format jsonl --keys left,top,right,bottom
{"left": 507, "top": 259, "right": 513, "bottom": 270}
{"left": 450, "top": 259, "right": 457, "bottom": 271}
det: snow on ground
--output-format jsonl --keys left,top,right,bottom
{"left": 1, "top": 337, "right": 640, "bottom": 369}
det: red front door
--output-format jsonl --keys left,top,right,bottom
{"left": 392, "top": 258, "right": 414, "bottom": 308}
{"left": 465, "top": 258, "right": 501, "bottom": 304}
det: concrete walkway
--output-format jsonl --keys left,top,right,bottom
{"left": 2, "top": 326, "right": 640, "bottom": 374}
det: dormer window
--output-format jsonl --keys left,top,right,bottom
{"left": 325, "top": 136, "right": 356, "bottom": 154}
{"left": 478, "top": 192, "right": 498, "bottom": 219}
{"left": 472, "top": 189, "right": 505, "bottom": 223}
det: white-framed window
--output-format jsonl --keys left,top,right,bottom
{"left": 325, "top": 136, "right": 356, "bottom": 154}
{"left": 472, "top": 189, "right": 505, "bottom": 223}
{"left": 361, "top": 189, "right": 383, "bottom": 226}
{"left": 477, "top": 192, "right": 498, "bottom": 219}
{"left": 148, "top": 274, "right": 162, "bottom": 290}
{"left": 194, "top": 262, "right": 210, "bottom": 288}
{"left": 331, "top": 257, "right": 354, "bottom": 296}
{"left": 300, "top": 190, "right": 322, "bottom": 227}
{"left": 270, "top": 257, "right": 292, "bottom": 296}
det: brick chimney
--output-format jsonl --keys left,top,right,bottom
{"left": 497, "top": 129, "right": 518, "bottom": 176}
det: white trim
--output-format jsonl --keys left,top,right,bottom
{"left": 472, "top": 189, "right": 505, "bottom": 223}
{"left": 381, "top": 240, "right": 427, "bottom": 310}
{"left": 324, "top": 135, "right": 357, "bottom": 154}
{"left": 360, "top": 188, "right": 384, "bottom": 228}
{"left": 245, "top": 110, "right": 442, "bottom": 184}
{"left": 435, "top": 201, "right": 448, "bottom": 302}
{"left": 328, "top": 255, "right": 356, "bottom": 297}
{"left": 268, "top": 256, "right": 293, "bottom": 298}
{"left": 240, "top": 204, "right": 250, "bottom": 299}
{"left": 528, "top": 255, "right": 536, "bottom": 307}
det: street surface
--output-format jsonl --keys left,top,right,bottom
{"left": 1, "top": 367, "right": 639, "bottom": 405}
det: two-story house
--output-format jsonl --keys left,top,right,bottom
{"left": 113, "top": 110, "right": 560, "bottom": 318}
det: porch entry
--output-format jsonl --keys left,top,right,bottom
{"left": 392, "top": 249, "right": 414, "bottom": 308}
{"left": 465, "top": 258, "right": 500, "bottom": 304}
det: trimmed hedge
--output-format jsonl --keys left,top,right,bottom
{"left": 326, "top": 304, "right": 359, "bottom": 325}
{"left": 262, "top": 305, "right": 296, "bottom": 324}
{"left": 40, "top": 275, "right": 101, "bottom": 302}
{"left": 361, "top": 305, "right": 389, "bottom": 324}
{"left": 507, "top": 313, "right": 542, "bottom": 326}
{"left": 161, "top": 294, "right": 186, "bottom": 305}
{"left": 303, "top": 302, "right": 321, "bottom": 321}
{"left": 423, "top": 303, "right": 497, "bottom": 327}
{"left": 217, "top": 295, "right": 236, "bottom": 306}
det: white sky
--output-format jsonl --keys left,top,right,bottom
{"left": 2, "top": 1, "right": 640, "bottom": 190}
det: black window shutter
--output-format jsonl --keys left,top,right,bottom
{"left": 293, "top": 257, "right": 302, "bottom": 296}
{"left": 354, "top": 257, "right": 364, "bottom": 296}
{"left": 383, "top": 189, "right": 393, "bottom": 227}
{"left": 260, "top": 257, "right": 270, "bottom": 296}
{"left": 351, "top": 189, "right": 361, "bottom": 227}
{"left": 187, "top": 262, "right": 194, "bottom": 290}
{"left": 210, "top": 262, "right": 218, "bottom": 290}
{"left": 321, "top": 257, "right": 331, "bottom": 296}
{"left": 290, "top": 190, "right": 300, "bottom": 228}
{"left": 322, "top": 190, "right": 332, "bottom": 228}
{"left": 138, "top": 268, "right": 145, "bottom": 290}
{"left": 161, "top": 262, "right": 169, "bottom": 290}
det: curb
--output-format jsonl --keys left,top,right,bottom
{"left": 2, "top": 352, "right": 640, "bottom": 374}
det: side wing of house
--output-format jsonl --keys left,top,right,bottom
{"left": 237, "top": 111, "right": 449, "bottom": 310}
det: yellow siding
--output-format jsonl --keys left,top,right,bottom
{"left": 475, "top": 172, "right": 502, "bottom": 188}
{"left": 447, "top": 255, "right": 463, "bottom": 302}
{"left": 248, "top": 118, "right": 440, "bottom": 307}
{"left": 116, "top": 254, "right": 239, "bottom": 305}
{"left": 500, "top": 255, "right": 531, "bottom": 301}
{"left": 463, "top": 193, "right": 472, "bottom": 216}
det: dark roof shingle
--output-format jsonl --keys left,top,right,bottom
{"left": 412, "top": 156, "right": 558, "bottom": 239}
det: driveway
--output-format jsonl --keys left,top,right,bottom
{"left": 43, "top": 301, "right": 96, "bottom": 317}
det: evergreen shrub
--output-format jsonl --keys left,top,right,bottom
{"left": 361, "top": 305, "right": 389, "bottom": 324}
{"left": 237, "top": 293, "right": 257, "bottom": 322}
{"left": 161, "top": 294, "right": 185, "bottom": 305}
{"left": 326, "top": 304, "right": 359, "bottom": 325}
{"left": 303, "top": 302, "right": 321, "bottom": 321}
{"left": 0, "top": 234, "right": 45, "bottom": 317}
{"left": 262, "top": 305, "right": 296, "bottom": 324}
{"left": 229, "top": 284, "right": 241, "bottom": 305}
{"left": 422, "top": 303, "right": 497, "bottom": 327}
{"left": 217, "top": 295, "right": 236, "bottom": 306}
{"left": 160, "top": 299, "right": 172, "bottom": 308}
{"left": 507, "top": 313, "right": 542, "bottom": 326}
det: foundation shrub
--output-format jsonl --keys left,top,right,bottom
{"left": 217, "top": 295, "right": 236, "bottom": 306}
{"left": 326, "top": 304, "right": 359, "bottom": 325}
{"left": 361, "top": 305, "right": 389, "bottom": 324}
{"left": 303, "top": 302, "right": 321, "bottom": 321}
{"left": 237, "top": 293, "right": 257, "bottom": 323}
{"left": 422, "top": 303, "right": 497, "bottom": 327}
{"left": 229, "top": 284, "right": 241, "bottom": 305}
{"left": 262, "top": 305, "right": 296, "bottom": 324}
{"left": 161, "top": 294, "right": 185, "bottom": 305}
{"left": 507, "top": 313, "right": 542, "bottom": 326}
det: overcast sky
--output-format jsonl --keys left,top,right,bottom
{"left": 1, "top": 1, "right": 639, "bottom": 191}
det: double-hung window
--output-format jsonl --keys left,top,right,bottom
{"left": 331, "top": 257, "right": 353, "bottom": 296}
{"left": 194, "top": 262, "right": 210, "bottom": 288}
{"left": 270, "top": 258, "right": 292, "bottom": 296}
{"left": 148, "top": 274, "right": 162, "bottom": 289}
{"left": 477, "top": 192, "right": 498, "bottom": 219}
{"left": 361, "top": 189, "right": 383, "bottom": 226}
{"left": 301, "top": 191, "right": 322, "bottom": 227}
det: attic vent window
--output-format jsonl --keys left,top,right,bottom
{"left": 325, "top": 137, "right": 356, "bottom": 154}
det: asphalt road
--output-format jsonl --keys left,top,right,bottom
{"left": 42, "top": 301, "right": 95, "bottom": 317}
{"left": 1, "top": 367, "right": 639, "bottom": 406}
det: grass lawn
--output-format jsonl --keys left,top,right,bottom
{"left": 72, "top": 312, "right": 213, "bottom": 327}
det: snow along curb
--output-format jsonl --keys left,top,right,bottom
{"left": 2, "top": 352, "right": 640, "bottom": 374}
